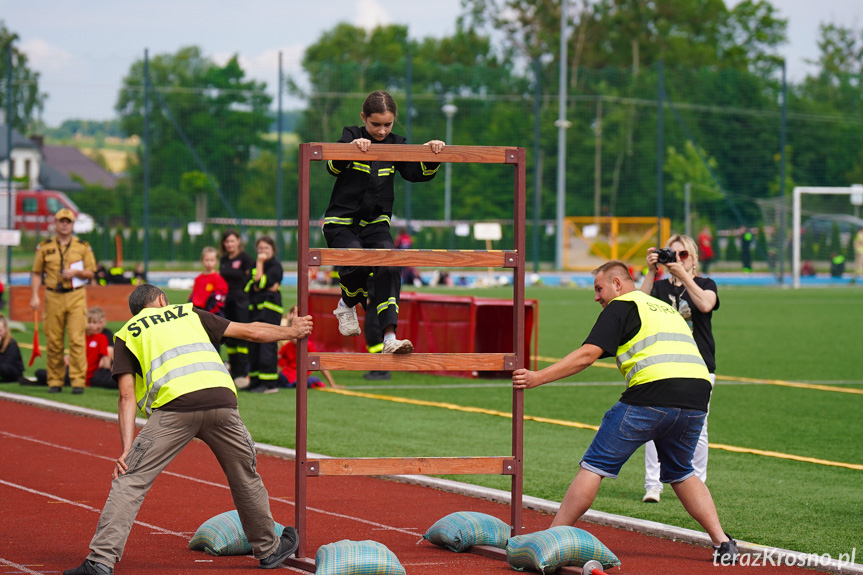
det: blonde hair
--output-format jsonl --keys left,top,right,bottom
{"left": 87, "top": 307, "right": 106, "bottom": 323}
{"left": 666, "top": 234, "right": 700, "bottom": 274}
{"left": 0, "top": 314, "right": 10, "bottom": 353}
{"left": 201, "top": 246, "right": 219, "bottom": 260}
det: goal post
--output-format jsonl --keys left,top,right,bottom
{"left": 793, "top": 185, "right": 863, "bottom": 288}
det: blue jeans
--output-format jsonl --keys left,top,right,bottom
{"left": 581, "top": 402, "right": 706, "bottom": 482}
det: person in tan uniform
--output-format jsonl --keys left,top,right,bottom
{"left": 30, "top": 208, "right": 97, "bottom": 394}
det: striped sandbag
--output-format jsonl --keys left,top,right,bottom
{"left": 315, "top": 540, "right": 406, "bottom": 575}
{"left": 423, "top": 511, "right": 510, "bottom": 552}
{"left": 188, "top": 510, "right": 285, "bottom": 556}
{"left": 506, "top": 526, "right": 621, "bottom": 573}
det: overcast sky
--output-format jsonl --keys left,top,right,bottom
{"left": 1, "top": 0, "right": 861, "bottom": 126}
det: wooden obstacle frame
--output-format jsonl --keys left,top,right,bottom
{"left": 287, "top": 143, "right": 528, "bottom": 571}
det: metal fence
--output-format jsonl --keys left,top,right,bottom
{"left": 4, "top": 46, "right": 863, "bottom": 276}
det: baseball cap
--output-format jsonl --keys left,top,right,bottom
{"left": 55, "top": 208, "right": 76, "bottom": 222}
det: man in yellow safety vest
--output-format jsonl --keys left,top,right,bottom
{"left": 64, "top": 284, "right": 313, "bottom": 575}
{"left": 513, "top": 260, "right": 739, "bottom": 565}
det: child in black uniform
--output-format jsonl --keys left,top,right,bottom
{"left": 220, "top": 230, "right": 253, "bottom": 387}
{"left": 324, "top": 90, "right": 445, "bottom": 354}
{"left": 245, "top": 236, "right": 283, "bottom": 393}
{"left": 0, "top": 314, "right": 24, "bottom": 382}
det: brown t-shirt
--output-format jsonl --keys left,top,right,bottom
{"left": 112, "top": 307, "right": 237, "bottom": 411}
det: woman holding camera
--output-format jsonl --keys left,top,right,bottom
{"left": 639, "top": 233, "right": 719, "bottom": 504}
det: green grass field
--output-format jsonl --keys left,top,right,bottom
{"left": 3, "top": 285, "right": 862, "bottom": 558}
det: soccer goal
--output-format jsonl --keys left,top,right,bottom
{"left": 792, "top": 185, "right": 863, "bottom": 288}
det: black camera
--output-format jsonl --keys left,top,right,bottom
{"left": 655, "top": 248, "right": 677, "bottom": 264}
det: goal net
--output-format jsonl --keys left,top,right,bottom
{"left": 784, "top": 186, "right": 863, "bottom": 287}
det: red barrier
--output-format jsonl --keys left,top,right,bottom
{"left": 308, "top": 289, "right": 538, "bottom": 378}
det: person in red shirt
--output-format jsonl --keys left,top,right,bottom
{"left": 189, "top": 247, "right": 228, "bottom": 316}
{"left": 85, "top": 307, "right": 114, "bottom": 388}
{"left": 698, "top": 227, "right": 716, "bottom": 274}
{"left": 277, "top": 307, "right": 339, "bottom": 389}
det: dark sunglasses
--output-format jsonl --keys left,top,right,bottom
{"left": 678, "top": 250, "right": 690, "bottom": 260}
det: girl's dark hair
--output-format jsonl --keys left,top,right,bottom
{"left": 219, "top": 229, "right": 242, "bottom": 258}
{"left": 257, "top": 235, "right": 277, "bottom": 257}
{"left": 363, "top": 90, "right": 397, "bottom": 118}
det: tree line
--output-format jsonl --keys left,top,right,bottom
{"left": 3, "top": 2, "right": 863, "bottom": 263}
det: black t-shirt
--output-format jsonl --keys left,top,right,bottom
{"left": 112, "top": 307, "right": 237, "bottom": 411}
{"left": 584, "top": 299, "right": 711, "bottom": 411}
{"left": 650, "top": 277, "right": 719, "bottom": 372}
{"left": 219, "top": 252, "right": 253, "bottom": 297}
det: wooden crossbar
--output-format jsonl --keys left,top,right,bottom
{"left": 308, "top": 353, "right": 518, "bottom": 372}
{"left": 307, "top": 142, "right": 519, "bottom": 164}
{"left": 307, "top": 457, "right": 516, "bottom": 477}
{"left": 310, "top": 248, "right": 518, "bottom": 268}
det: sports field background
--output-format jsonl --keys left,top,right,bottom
{"left": 5, "top": 284, "right": 862, "bottom": 560}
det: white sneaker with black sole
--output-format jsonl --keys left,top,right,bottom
{"left": 382, "top": 338, "right": 413, "bottom": 354}
{"left": 333, "top": 305, "right": 361, "bottom": 336}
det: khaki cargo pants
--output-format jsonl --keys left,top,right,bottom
{"left": 86, "top": 408, "right": 280, "bottom": 568}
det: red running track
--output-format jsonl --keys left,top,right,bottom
{"left": 0, "top": 398, "right": 815, "bottom": 575}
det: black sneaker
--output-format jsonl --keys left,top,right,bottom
{"left": 259, "top": 525, "right": 299, "bottom": 569}
{"left": 713, "top": 534, "right": 739, "bottom": 565}
{"left": 18, "top": 375, "right": 38, "bottom": 386}
{"left": 48, "top": 386, "right": 62, "bottom": 393}
{"left": 72, "top": 387, "right": 84, "bottom": 395}
{"left": 63, "top": 559, "right": 113, "bottom": 575}
{"left": 363, "top": 371, "right": 391, "bottom": 381}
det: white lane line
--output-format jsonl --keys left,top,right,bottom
{"left": 0, "top": 431, "right": 421, "bottom": 537}
{"left": 0, "top": 557, "right": 48, "bottom": 575}
{"left": 0, "top": 480, "right": 311, "bottom": 574}
{"left": 0, "top": 479, "right": 188, "bottom": 537}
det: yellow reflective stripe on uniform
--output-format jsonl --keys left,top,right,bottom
{"left": 616, "top": 333, "right": 697, "bottom": 364}
{"left": 621, "top": 354, "right": 708, "bottom": 385}
{"left": 341, "top": 283, "right": 367, "bottom": 298}
{"left": 259, "top": 301, "right": 284, "bottom": 314}
{"left": 359, "top": 215, "right": 390, "bottom": 227}
{"left": 324, "top": 217, "right": 354, "bottom": 225}
{"left": 613, "top": 291, "right": 708, "bottom": 388}
{"left": 351, "top": 162, "right": 370, "bottom": 174}
{"left": 235, "top": 346, "right": 248, "bottom": 354}
{"left": 327, "top": 160, "right": 342, "bottom": 174}
{"left": 257, "top": 274, "right": 268, "bottom": 289}
{"left": 258, "top": 372, "right": 279, "bottom": 381}
{"left": 139, "top": 361, "right": 230, "bottom": 415}
{"left": 146, "top": 342, "right": 215, "bottom": 388}
{"left": 377, "top": 297, "right": 398, "bottom": 314}
{"left": 420, "top": 162, "right": 439, "bottom": 176}
{"left": 367, "top": 343, "right": 384, "bottom": 354}
{"left": 378, "top": 165, "right": 395, "bottom": 176}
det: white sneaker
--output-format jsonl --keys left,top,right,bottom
{"left": 642, "top": 487, "right": 662, "bottom": 503}
{"left": 382, "top": 338, "right": 413, "bottom": 354}
{"left": 333, "top": 305, "right": 361, "bottom": 336}
{"left": 233, "top": 376, "right": 250, "bottom": 390}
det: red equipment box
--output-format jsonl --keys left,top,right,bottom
{"left": 307, "top": 289, "right": 538, "bottom": 378}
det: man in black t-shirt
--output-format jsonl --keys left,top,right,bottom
{"left": 64, "top": 285, "right": 313, "bottom": 575}
{"left": 512, "top": 261, "right": 738, "bottom": 564}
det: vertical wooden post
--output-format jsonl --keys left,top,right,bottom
{"left": 295, "top": 143, "right": 313, "bottom": 558}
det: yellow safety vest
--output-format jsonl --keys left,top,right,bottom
{"left": 115, "top": 303, "right": 235, "bottom": 417}
{"left": 613, "top": 291, "right": 709, "bottom": 388}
